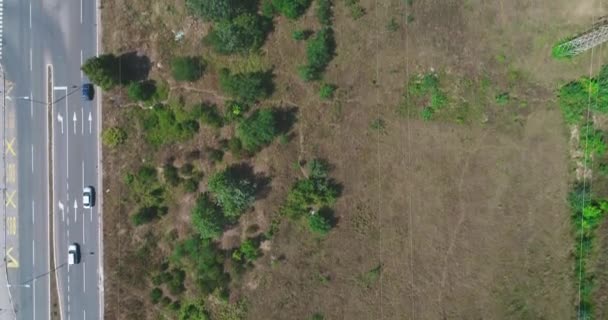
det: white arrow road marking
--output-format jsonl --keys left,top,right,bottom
{"left": 74, "top": 199, "right": 78, "bottom": 222}
{"left": 88, "top": 112, "right": 92, "bottom": 134}
{"left": 57, "top": 113, "right": 64, "bottom": 134}
{"left": 73, "top": 112, "right": 77, "bottom": 134}
{"left": 58, "top": 201, "right": 64, "bottom": 221}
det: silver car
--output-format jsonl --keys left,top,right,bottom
{"left": 83, "top": 186, "right": 95, "bottom": 209}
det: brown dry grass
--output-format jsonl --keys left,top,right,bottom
{"left": 100, "top": 0, "right": 608, "bottom": 319}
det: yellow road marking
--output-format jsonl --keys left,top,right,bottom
{"left": 5, "top": 138, "right": 15, "bottom": 156}
{"left": 6, "top": 163, "right": 15, "bottom": 184}
{"left": 6, "top": 216, "right": 16, "bottom": 235}
{"left": 6, "top": 191, "right": 16, "bottom": 208}
{"left": 6, "top": 247, "right": 18, "bottom": 268}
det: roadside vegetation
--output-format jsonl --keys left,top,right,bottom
{"left": 557, "top": 65, "right": 608, "bottom": 318}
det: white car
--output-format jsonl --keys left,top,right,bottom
{"left": 68, "top": 243, "right": 80, "bottom": 265}
{"left": 83, "top": 186, "right": 95, "bottom": 209}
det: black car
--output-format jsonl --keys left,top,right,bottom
{"left": 82, "top": 83, "right": 94, "bottom": 101}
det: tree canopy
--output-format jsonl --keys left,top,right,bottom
{"left": 81, "top": 54, "right": 121, "bottom": 90}
{"left": 171, "top": 56, "right": 205, "bottom": 82}
{"left": 208, "top": 13, "right": 270, "bottom": 54}
{"left": 236, "top": 108, "right": 278, "bottom": 152}
{"left": 208, "top": 166, "right": 256, "bottom": 219}
{"left": 191, "top": 193, "right": 225, "bottom": 240}
{"left": 219, "top": 69, "right": 274, "bottom": 102}
{"left": 185, "top": 0, "right": 251, "bottom": 21}
{"left": 272, "top": 0, "right": 312, "bottom": 19}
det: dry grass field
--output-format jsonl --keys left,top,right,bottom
{"left": 100, "top": 0, "right": 608, "bottom": 319}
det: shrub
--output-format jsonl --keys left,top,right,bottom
{"left": 138, "top": 104, "right": 199, "bottom": 146}
{"left": 160, "top": 296, "right": 172, "bottom": 307}
{"left": 495, "top": 92, "right": 510, "bottom": 106}
{"left": 300, "top": 28, "right": 335, "bottom": 81}
{"left": 345, "top": 0, "right": 365, "bottom": 19}
{"left": 232, "top": 239, "right": 260, "bottom": 264}
{"left": 292, "top": 29, "right": 307, "bottom": 41}
{"left": 172, "top": 237, "right": 229, "bottom": 294}
{"left": 179, "top": 301, "right": 210, "bottom": 320}
{"left": 180, "top": 163, "right": 195, "bottom": 176}
{"left": 191, "top": 103, "right": 224, "bottom": 128}
{"left": 319, "top": 83, "right": 336, "bottom": 99}
{"left": 208, "top": 148, "right": 224, "bottom": 164}
{"left": 185, "top": 0, "right": 250, "bottom": 21}
{"left": 101, "top": 127, "right": 127, "bottom": 147}
{"left": 208, "top": 13, "right": 270, "bottom": 54}
{"left": 310, "top": 313, "right": 325, "bottom": 320}
{"left": 127, "top": 80, "right": 156, "bottom": 101}
{"left": 124, "top": 165, "right": 165, "bottom": 208}
{"left": 224, "top": 100, "right": 249, "bottom": 123}
{"left": 81, "top": 54, "right": 121, "bottom": 90}
{"left": 208, "top": 166, "right": 256, "bottom": 219}
{"left": 150, "top": 288, "right": 163, "bottom": 304}
{"left": 581, "top": 126, "right": 606, "bottom": 158}
{"left": 261, "top": 0, "right": 278, "bottom": 17}
{"left": 171, "top": 57, "right": 204, "bottom": 82}
{"left": 316, "top": 0, "right": 332, "bottom": 25}
{"left": 131, "top": 206, "right": 168, "bottom": 226}
{"left": 192, "top": 193, "right": 225, "bottom": 240}
{"left": 282, "top": 159, "right": 340, "bottom": 218}
{"left": 163, "top": 163, "right": 181, "bottom": 186}
{"left": 228, "top": 137, "right": 246, "bottom": 158}
{"left": 272, "top": 0, "right": 312, "bottom": 19}
{"left": 219, "top": 69, "right": 274, "bottom": 102}
{"left": 386, "top": 17, "right": 399, "bottom": 32}
{"left": 236, "top": 108, "right": 279, "bottom": 152}
{"left": 308, "top": 211, "right": 332, "bottom": 235}
{"left": 167, "top": 268, "right": 186, "bottom": 295}
{"left": 183, "top": 179, "right": 199, "bottom": 193}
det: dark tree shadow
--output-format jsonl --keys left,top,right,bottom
{"left": 118, "top": 51, "right": 151, "bottom": 83}
{"left": 318, "top": 206, "right": 339, "bottom": 228}
{"left": 272, "top": 106, "right": 298, "bottom": 135}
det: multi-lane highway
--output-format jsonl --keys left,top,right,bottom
{"left": 3, "top": 0, "right": 102, "bottom": 318}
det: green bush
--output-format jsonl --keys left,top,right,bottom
{"left": 192, "top": 193, "right": 225, "bottom": 240}
{"left": 127, "top": 80, "right": 156, "bottom": 102}
{"left": 172, "top": 237, "right": 229, "bottom": 295}
{"left": 101, "top": 127, "right": 127, "bottom": 147}
{"left": 344, "top": 0, "right": 365, "bottom": 19}
{"left": 224, "top": 101, "right": 249, "bottom": 123}
{"left": 131, "top": 206, "right": 168, "bottom": 226}
{"left": 236, "top": 108, "right": 279, "bottom": 152}
{"left": 81, "top": 54, "right": 121, "bottom": 90}
{"left": 495, "top": 92, "right": 510, "bottom": 106}
{"left": 292, "top": 29, "right": 308, "bottom": 41}
{"left": 178, "top": 300, "right": 210, "bottom": 320}
{"left": 208, "top": 166, "right": 257, "bottom": 219}
{"left": 581, "top": 125, "right": 606, "bottom": 158}
{"left": 228, "top": 137, "right": 246, "bottom": 158}
{"left": 310, "top": 313, "right": 325, "bottom": 320}
{"left": 208, "top": 148, "right": 224, "bottom": 164}
{"left": 219, "top": 69, "right": 274, "bottom": 102}
{"left": 299, "top": 28, "right": 335, "bottom": 81}
{"left": 167, "top": 268, "right": 186, "bottom": 295}
{"left": 125, "top": 165, "right": 164, "bottom": 207}
{"left": 185, "top": 0, "right": 251, "bottom": 21}
{"left": 316, "top": 0, "right": 332, "bottom": 25}
{"left": 551, "top": 39, "right": 575, "bottom": 60}
{"left": 282, "top": 159, "right": 340, "bottom": 218}
{"left": 163, "top": 163, "right": 181, "bottom": 186}
{"left": 319, "top": 83, "right": 336, "bottom": 99}
{"left": 272, "top": 0, "right": 312, "bottom": 19}
{"left": 208, "top": 13, "right": 270, "bottom": 54}
{"left": 308, "top": 211, "right": 332, "bottom": 235}
{"left": 138, "top": 104, "right": 200, "bottom": 146}
{"left": 191, "top": 103, "right": 224, "bottom": 128}
{"left": 180, "top": 163, "right": 195, "bottom": 176}
{"left": 171, "top": 57, "right": 205, "bottom": 82}
{"left": 386, "top": 18, "right": 399, "bottom": 32}
{"left": 150, "top": 287, "right": 163, "bottom": 304}
{"left": 183, "top": 179, "right": 199, "bottom": 193}
{"left": 232, "top": 239, "right": 260, "bottom": 264}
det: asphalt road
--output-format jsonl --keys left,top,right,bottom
{"left": 2, "top": 0, "right": 101, "bottom": 318}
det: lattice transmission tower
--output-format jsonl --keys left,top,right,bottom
{"left": 553, "top": 21, "right": 608, "bottom": 58}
